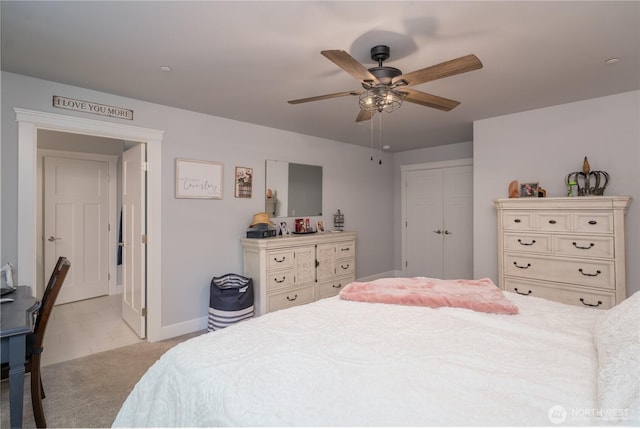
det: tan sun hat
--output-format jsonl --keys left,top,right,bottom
{"left": 249, "top": 212, "right": 274, "bottom": 227}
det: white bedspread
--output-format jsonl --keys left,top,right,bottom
{"left": 113, "top": 292, "right": 603, "bottom": 427}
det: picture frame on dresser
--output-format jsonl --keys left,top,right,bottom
{"left": 519, "top": 182, "right": 538, "bottom": 198}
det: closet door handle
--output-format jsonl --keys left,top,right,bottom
{"left": 433, "top": 230, "right": 442, "bottom": 234}
{"left": 444, "top": 230, "right": 452, "bottom": 235}
{"left": 48, "top": 236, "right": 61, "bottom": 242}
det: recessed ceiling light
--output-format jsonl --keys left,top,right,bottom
{"left": 160, "top": 66, "right": 172, "bottom": 72}
{"left": 605, "top": 58, "right": 620, "bottom": 65}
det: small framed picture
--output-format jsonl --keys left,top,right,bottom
{"left": 279, "top": 221, "right": 289, "bottom": 235}
{"left": 316, "top": 220, "right": 325, "bottom": 233}
{"left": 234, "top": 166, "right": 253, "bottom": 198}
{"left": 519, "top": 182, "right": 539, "bottom": 198}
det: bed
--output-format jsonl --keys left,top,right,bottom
{"left": 113, "top": 279, "right": 639, "bottom": 427}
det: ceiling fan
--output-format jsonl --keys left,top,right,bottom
{"left": 288, "top": 45, "right": 483, "bottom": 122}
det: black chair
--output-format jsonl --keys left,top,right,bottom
{"left": 1, "top": 256, "right": 70, "bottom": 428}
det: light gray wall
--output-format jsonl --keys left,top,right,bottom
{"left": 473, "top": 91, "right": 640, "bottom": 296}
{"left": 1, "top": 71, "right": 395, "bottom": 330}
{"left": 392, "top": 141, "right": 474, "bottom": 270}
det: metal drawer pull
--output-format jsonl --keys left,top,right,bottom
{"left": 274, "top": 276, "right": 286, "bottom": 283}
{"left": 514, "top": 219, "right": 521, "bottom": 223}
{"left": 341, "top": 264, "right": 350, "bottom": 270}
{"left": 286, "top": 294, "right": 298, "bottom": 302}
{"left": 513, "top": 262, "right": 531, "bottom": 269}
{"left": 578, "top": 268, "right": 601, "bottom": 277}
{"left": 588, "top": 220, "right": 598, "bottom": 225}
{"left": 572, "top": 242, "right": 594, "bottom": 250}
{"left": 517, "top": 239, "right": 536, "bottom": 246}
{"left": 274, "top": 256, "right": 286, "bottom": 263}
{"left": 548, "top": 219, "right": 557, "bottom": 224}
{"left": 341, "top": 247, "right": 350, "bottom": 251}
{"left": 514, "top": 288, "right": 532, "bottom": 296}
{"left": 332, "top": 283, "right": 343, "bottom": 289}
{"left": 580, "top": 298, "right": 602, "bottom": 307}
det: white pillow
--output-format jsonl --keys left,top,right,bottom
{"left": 593, "top": 291, "right": 640, "bottom": 424}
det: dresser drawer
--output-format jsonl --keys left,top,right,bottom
{"left": 267, "top": 269, "right": 295, "bottom": 291}
{"left": 573, "top": 212, "right": 613, "bottom": 234}
{"left": 535, "top": 212, "right": 571, "bottom": 232}
{"left": 336, "top": 241, "right": 355, "bottom": 259}
{"left": 317, "top": 275, "right": 354, "bottom": 299}
{"left": 266, "top": 250, "right": 295, "bottom": 270}
{"left": 554, "top": 235, "right": 615, "bottom": 259}
{"left": 503, "top": 212, "right": 533, "bottom": 230}
{"left": 503, "top": 233, "right": 552, "bottom": 254}
{"left": 504, "top": 254, "right": 615, "bottom": 289}
{"left": 267, "top": 285, "right": 314, "bottom": 312}
{"left": 336, "top": 258, "right": 355, "bottom": 276}
{"left": 504, "top": 278, "right": 614, "bottom": 309}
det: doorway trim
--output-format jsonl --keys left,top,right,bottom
{"left": 16, "top": 108, "right": 164, "bottom": 341}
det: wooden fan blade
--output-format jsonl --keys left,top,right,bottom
{"left": 321, "top": 50, "right": 378, "bottom": 83}
{"left": 288, "top": 90, "right": 361, "bottom": 104}
{"left": 355, "top": 109, "right": 374, "bottom": 122}
{"left": 400, "top": 88, "right": 460, "bottom": 111}
{"left": 394, "top": 54, "right": 483, "bottom": 87}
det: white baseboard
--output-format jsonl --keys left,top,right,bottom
{"left": 157, "top": 317, "right": 208, "bottom": 342}
{"left": 356, "top": 270, "right": 400, "bottom": 282}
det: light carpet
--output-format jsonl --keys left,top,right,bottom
{"left": 1, "top": 331, "right": 204, "bottom": 428}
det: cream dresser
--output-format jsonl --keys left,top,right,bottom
{"left": 241, "top": 231, "right": 356, "bottom": 315}
{"left": 495, "top": 196, "right": 631, "bottom": 309}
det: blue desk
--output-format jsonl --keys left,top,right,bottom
{"left": 1, "top": 286, "right": 39, "bottom": 428}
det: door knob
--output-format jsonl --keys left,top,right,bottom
{"left": 433, "top": 230, "right": 442, "bottom": 234}
{"left": 444, "top": 230, "right": 452, "bottom": 235}
{"left": 47, "top": 236, "right": 61, "bottom": 242}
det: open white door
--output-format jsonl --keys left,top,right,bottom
{"left": 122, "top": 144, "right": 146, "bottom": 338}
{"left": 44, "top": 156, "right": 109, "bottom": 304}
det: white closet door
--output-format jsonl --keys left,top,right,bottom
{"left": 405, "top": 169, "right": 444, "bottom": 277}
{"left": 442, "top": 166, "right": 473, "bottom": 279}
{"left": 404, "top": 164, "right": 473, "bottom": 279}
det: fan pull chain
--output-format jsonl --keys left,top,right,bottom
{"left": 370, "top": 114, "right": 374, "bottom": 161}
{"left": 378, "top": 112, "right": 382, "bottom": 165}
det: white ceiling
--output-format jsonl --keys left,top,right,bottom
{"left": 2, "top": 1, "right": 639, "bottom": 152}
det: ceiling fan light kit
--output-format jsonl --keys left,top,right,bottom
{"left": 288, "top": 44, "right": 483, "bottom": 121}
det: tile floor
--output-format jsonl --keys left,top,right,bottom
{"left": 42, "top": 294, "right": 144, "bottom": 367}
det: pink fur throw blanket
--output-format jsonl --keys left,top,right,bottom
{"left": 339, "top": 277, "right": 518, "bottom": 314}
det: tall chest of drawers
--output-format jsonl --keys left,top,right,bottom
{"left": 495, "top": 197, "right": 631, "bottom": 309}
{"left": 241, "top": 231, "right": 356, "bottom": 316}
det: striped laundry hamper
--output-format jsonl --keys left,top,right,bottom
{"left": 208, "top": 273, "right": 254, "bottom": 331}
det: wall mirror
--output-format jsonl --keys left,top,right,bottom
{"left": 265, "top": 160, "right": 322, "bottom": 217}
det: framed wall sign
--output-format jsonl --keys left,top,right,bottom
{"left": 175, "top": 158, "right": 223, "bottom": 199}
